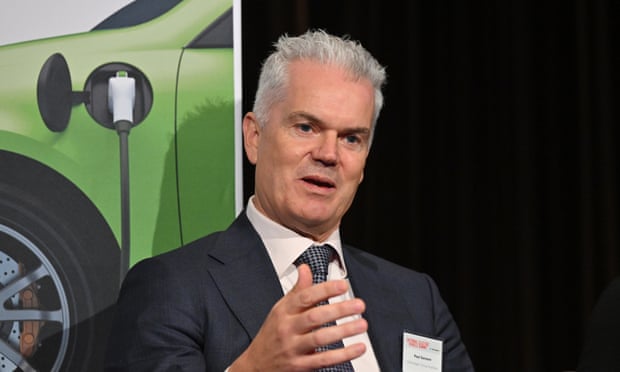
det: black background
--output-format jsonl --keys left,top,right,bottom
{"left": 240, "top": 1, "right": 619, "bottom": 371}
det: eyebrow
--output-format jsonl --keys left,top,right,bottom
{"left": 287, "top": 111, "right": 371, "bottom": 137}
{"left": 287, "top": 111, "right": 322, "bottom": 125}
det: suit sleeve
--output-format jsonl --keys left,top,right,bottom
{"left": 577, "top": 276, "right": 620, "bottom": 371}
{"left": 423, "top": 273, "right": 475, "bottom": 372}
{"left": 103, "top": 257, "right": 207, "bottom": 372}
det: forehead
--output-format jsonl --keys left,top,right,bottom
{"left": 282, "top": 60, "right": 375, "bottom": 128}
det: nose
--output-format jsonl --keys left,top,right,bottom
{"left": 313, "top": 133, "right": 338, "bottom": 165}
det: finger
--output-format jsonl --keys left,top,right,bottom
{"left": 304, "top": 341, "right": 367, "bottom": 369}
{"left": 303, "top": 298, "right": 366, "bottom": 332}
{"left": 306, "top": 298, "right": 366, "bottom": 336}
{"left": 293, "top": 264, "right": 314, "bottom": 292}
{"left": 289, "top": 299, "right": 366, "bottom": 343}
{"left": 310, "top": 317, "right": 368, "bottom": 348}
{"left": 291, "top": 276, "right": 350, "bottom": 311}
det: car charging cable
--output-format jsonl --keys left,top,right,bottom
{"left": 108, "top": 71, "right": 135, "bottom": 281}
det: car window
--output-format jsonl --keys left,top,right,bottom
{"left": 187, "top": 7, "right": 233, "bottom": 48}
{"left": 93, "top": 0, "right": 182, "bottom": 30}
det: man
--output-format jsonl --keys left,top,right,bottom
{"left": 104, "top": 29, "right": 474, "bottom": 371}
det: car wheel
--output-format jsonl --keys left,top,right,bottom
{"left": 0, "top": 151, "right": 120, "bottom": 372}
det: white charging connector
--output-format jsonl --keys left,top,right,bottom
{"left": 108, "top": 71, "right": 135, "bottom": 123}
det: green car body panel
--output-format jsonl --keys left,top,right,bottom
{"left": 0, "top": 0, "right": 237, "bottom": 262}
{"left": 0, "top": 0, "right": 238, "bottom": 370}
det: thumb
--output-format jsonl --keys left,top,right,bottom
{"left": 293, "top": 264, "right": 314, "bottom": 292}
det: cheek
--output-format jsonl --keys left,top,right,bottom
{"left": 345, "top": 155, "right": 367, "bottom": 183}
{"left": 258, "top": 145, "right": 299, "bottom": 187}
{"left": 340, "top": 167, "right": 365, "bottom": 201}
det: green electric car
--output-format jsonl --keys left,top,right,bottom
{"left": 0, "top": 0, "right": 240, "bottom": 370}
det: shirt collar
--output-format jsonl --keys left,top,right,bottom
{"left": 246, "top": 196, "right": 347, "bottom": 278}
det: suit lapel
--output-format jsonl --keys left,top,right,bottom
{"left": 202, "top": 214, "right": 406, "bottom": 369}
{"left": 345, "top": 247, "right": 405, "bottom": 371}
{"left": 205, "top": 213, "right": 284, "bottom": 339}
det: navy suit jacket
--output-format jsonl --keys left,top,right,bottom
{"left": 104, "top": 212, "right": 474, "bottom": 371}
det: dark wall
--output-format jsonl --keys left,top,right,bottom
{"left": 241, "top": 1, "right": 620, "bottom": 371}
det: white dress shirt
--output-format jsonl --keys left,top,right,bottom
{"left": 246, "top": 196, "right": 380, "bottom": 371}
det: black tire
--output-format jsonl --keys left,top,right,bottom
{"left": 0, "top": 151, "right": 120, "bottom": 372}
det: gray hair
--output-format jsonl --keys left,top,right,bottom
{"left": 252, "top": 29, "right": 387, "bottom": 143}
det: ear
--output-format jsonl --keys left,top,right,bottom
{"left": 359, "top": 170, "right": 364, "bottom": 184}
{"left": 243, "top": 112, "right": 260, "bottom": 165}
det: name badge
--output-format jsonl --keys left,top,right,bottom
{"left": 402, "top": 331, "right": 443, "bottom": 372}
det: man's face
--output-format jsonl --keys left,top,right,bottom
{"left": 243, "top": 59, "right": 375, "bottom": 241}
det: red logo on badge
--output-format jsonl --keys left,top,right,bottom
{"left": 407, "top": 337, "right": 429, "bottom": 349}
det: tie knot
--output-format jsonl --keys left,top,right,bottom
{"left": 295, "top": 244, "right": 334, "bottom": 284}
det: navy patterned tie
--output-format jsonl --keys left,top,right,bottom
{"left": 295, "top": 245, "right": 355, "bottom": 371}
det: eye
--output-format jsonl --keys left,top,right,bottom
{"left": 296, "top": 123, "right": 313, "bottom": 133}
{"left": 344, "top": 134, "right": 361, "bottom": 145}
{"left": 341, "top": 131, "right": 369, "bottom": 151}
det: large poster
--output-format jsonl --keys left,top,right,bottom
{"left": 0, "top": 0, "right": 242, "bottom": 370}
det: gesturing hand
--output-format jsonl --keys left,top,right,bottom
{"left": 229, "top": 264, "right": 367, "bottom": 371}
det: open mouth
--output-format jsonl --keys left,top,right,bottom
{"left": 302, "top": 176, "right": 335, "bottom": 189}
